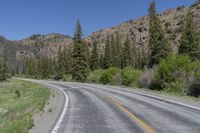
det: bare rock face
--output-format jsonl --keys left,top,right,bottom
{"left": 85, "top": 3, "right": 200, "bottom": 53}
{"left": 17, "top": 33, "right": 73, "bottom": 58}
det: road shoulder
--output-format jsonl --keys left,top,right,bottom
{"left": 29, "top": 84, "right": 65, "bottom": 133}
{"left": 102, "top": 84, "right": 200, "bottom": 109}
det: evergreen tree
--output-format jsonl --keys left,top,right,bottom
{"left": 99, "top": 53, "right": 105, "bottom": 69}
{"left": 110, "top": 34, "right": 116, "bottom": 67}
{"left": 130, "top": 39, "right": 136, "bottom": 67}
{"left": 55, "top": 46, "right": 65, "bottom": 79}
{"left": 72, "top": 19, "right": 89, "bottom": 82}
{"left": 179, "top": 13, "right": 200, "bottom": 61}
{"left": 37, "top": 56, "right": 50, "bottom": 79}
{"left": 73, "top": 19, "right": 83, "bottom": 43}
{"left": 104, "top": 36, "right": 112, "bottom": 69}
{"left": 122, "top": 37, "right": 132, "bottom": 68}
{"left": 0, "top": 63, "right": 7, "bottom": 82}
{"left": 63, "top": 45, "right": 73, "bottom": 75}
{"left": 148, "top": 1, "right": 171, "bottom": 67}
{"left": 90, "top": 40, "right": 99, "bottom": 70}
{"left": 114, "top": 33, "right": 122, "bottom": 68}
{"left": 135, "top": 48, "right": 148, "bottom": 69}
{"left": 26, "top": 58, "right": 38, "bottom": 78}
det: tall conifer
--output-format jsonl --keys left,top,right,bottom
{"left": 72, "top": 19, "right": 89, "bottom": 82}
{"left": 90, "top": 40, "right": 99, "bottom": 70}
{"left": 148, "top": 1, "right": 171, "bottom": 67}
{"left": 179, "top": 13, "right": 200, "bottom": 61}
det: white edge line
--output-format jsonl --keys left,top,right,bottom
{"left": 107, "top": 85, "right": 200, "bottom": 112}
{"left": 49, "top": 84, "right": 69, "bottom": 133}
{"left": 132, "top": 91, "right": 200, "bottom": 111}
{"left": 17, "top": 79, "right": 69, "bottom": 133}
{"left": 72, "top": 83, "right": 200, "bottom": 112}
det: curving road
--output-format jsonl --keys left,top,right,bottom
{"left": 26, "top": 80, "right": 200, "bottom": 133}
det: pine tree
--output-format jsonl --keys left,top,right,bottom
{"left": 179, "top": 13, "right": 200, "bottom": 61}
{"left": 73, "top": 19, "right": 83, "bottom": 43}
{"left": 135, "top": 48, "right": 148, "bottom": 69}
{"left": 55, "top": 46, "right": 65, "bottom": 79}
{"left": 63, "top": 45, "right": 73, "bottom": 75}
{"left": 110, "top": 34, "right": 117, "bottom": 67}
{"left": 148, "top": 1, "right": 171, "bottom": 67}
{"left": 37, "top": 56, "right": 50, "bottom": 79}
{"left": 122, "top": 37, "right": 132, "bottom": 68}
{"left": 130, "top": 39, "right": 136, "bottom": 67}
{"left": 104, "top": 36, "right": 112, "bottom": 69}
{"left": 114, "top": 33, "right": 122, "bottom": 68}
{"left": 72, "top": 19, "right": 89, "bottom": 82}
{"left": 0, "top": 63, "right": 7, "bottom": 82}
{"left": 90, "top": 40, "right": 99, "bottom": 70}
{"left": 99, "top": 53, "right": 105, "bottom": 69}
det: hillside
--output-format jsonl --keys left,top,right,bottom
{"left": 86, "top": 3, "right": 200, "bottom": 53}
{"left": 1, "top": 2, "right": 200, "bottom": 72}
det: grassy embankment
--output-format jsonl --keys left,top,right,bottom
{"left": 0, "top": 79, "right": 50, "bottom": 133}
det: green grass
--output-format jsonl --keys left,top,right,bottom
{"left": 0, "top": 79, "right": 50, "bottom": 133}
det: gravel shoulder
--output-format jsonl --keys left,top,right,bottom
{"left": 29, "top": 84, "right": 65, "bottom": 133}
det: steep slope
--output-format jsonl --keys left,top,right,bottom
{"left": 17, "top": 33, "right": 73, "bottom": 58}
{"left": 86, "top": 3, "right": 200, "bottom": 53}
{"left": 0, "top": 34, "right": 73, "bottom": 73}
{"left": 1, "top": 2, "right": 200, "bottom": 73}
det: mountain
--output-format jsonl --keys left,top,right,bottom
{"left": 1, "top": 2, "right": 200, "bottom": 72}
{"left": 0, "top": 34, "right": 73, "bottom": 73}
{"left": 86, "top": 3, "right": 200, "bottom": 53}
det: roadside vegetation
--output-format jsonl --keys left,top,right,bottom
{"left": 0, "top": 79, "right": 50, "bottom": 133}
{"left": 13, "top": 1, "right": 200, "bottom": 98}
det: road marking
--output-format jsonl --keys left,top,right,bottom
{"left": 16, "top": 79, "right": 70, "bottom": 133}
{"left": 111, "top": 98, "right": 155, "bottom": 133}
{"left": 50, "top": 85, "right": 69, "bottom": 133}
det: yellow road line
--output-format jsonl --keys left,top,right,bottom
{"left": 111, "top": 98, "right": 156, "bottom": 133}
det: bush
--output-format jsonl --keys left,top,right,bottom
{"left": 121, "top": 67, "right": 142, "bottom": 87}
{"left": 51, "top": 75, "right": 63, "bottom": 80}
{"left": 187, "top": 61, "right": 200, "bottom": 97}
{"left": 62, "top": 75, "right": 72, "bottom": 81}
{"left": 190, "top": 61, "right": 200, "bottom": 82}
{"left": 156, "top": 55, "right": 191, "bottom": 94}
{"left": 139, "top": 67, "right": 162, "bottom": 90}
{"left": 187, "top": 81, "right": 200, "bottom": 97}
{"left": 87, "top": 69, "right": 104, "bottom": 83}
{"left": 15, "top": 90, "right": 21, "bottom": 98}
{"left": 99, "top": 67, "right": 121, "bottom": 85}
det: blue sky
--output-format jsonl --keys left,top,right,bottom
{"left": 0, "top": 0, "right": 195, "bottom": 40}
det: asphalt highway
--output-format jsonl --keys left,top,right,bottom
{"left": 27, "top": 80, "right": 200, "bottom": 133}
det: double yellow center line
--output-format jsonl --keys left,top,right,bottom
{"left": 110, "top": 98, "right": 156, "bottom": 133}
{"left": 89, "top": 89, "right": 156, "bottom": 133}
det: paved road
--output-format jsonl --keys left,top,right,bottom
{"left": 29, "top": 80, "right": 200, "bottom": 133}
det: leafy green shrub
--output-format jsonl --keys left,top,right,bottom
{"left": 187, "top": 61, "right": 200, "bottom": 97}
{"left": 15, "top": 90, "right": 21, "bottom": 98}
{"left": 156, "top": 55, "right": 191, "bottom": 94}
{"left": 190, "top": 61, "right": 200, "bottom": 81}
{"left": 187, "top": 78, "right": 200, "bottom": 97}
{"left": 51, "top": 74, "right": 63, "bottom": 80}
{"left": 62, "top": 75, "right": 72, "bottom": 81}
{"left": 121, "top": 67, "right": 142, "bottom": 87}
{"left": 87, "top": 69, "right": 104, "bottom": 83}
{"left": 99, "top": 67, "right": 121, "bottom": 85}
